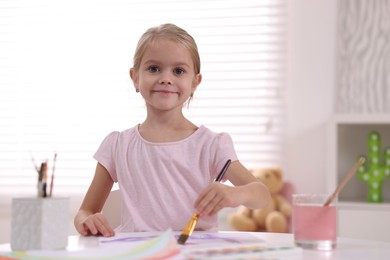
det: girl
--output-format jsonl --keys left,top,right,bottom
{"left": 74, "top": 23, "right": 270, "bottom": 237}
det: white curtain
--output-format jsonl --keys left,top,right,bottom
{"left": 0, "top": 0, "right": 287, "bottom": 197}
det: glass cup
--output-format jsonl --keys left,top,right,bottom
{"left": 292, "top": 194, "right": 337, "bottom": 250}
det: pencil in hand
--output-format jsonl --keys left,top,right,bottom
{"left": 177, "top": 159, "right": 232, "bottom": 245}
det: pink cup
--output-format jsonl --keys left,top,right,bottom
{"left": 292, "top": 194, "right": 337, "bottom": 250}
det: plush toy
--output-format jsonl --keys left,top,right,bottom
{"left": 228, "top": 166, "right": 292, "bottom": 233}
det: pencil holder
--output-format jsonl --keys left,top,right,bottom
{"left": 11, "top": 197, "right": 69, "bottom": 251}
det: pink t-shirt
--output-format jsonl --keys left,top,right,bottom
{"left": 94, "top": 125, "right": 238, "bottom": 232}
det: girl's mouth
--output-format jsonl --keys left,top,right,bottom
{"left": 153, "top": 90, "right": 176, "bottom": 94}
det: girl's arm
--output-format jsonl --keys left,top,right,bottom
{"left": 226, "top": 160, "right": 271, "bottom": 208}
{"left": 194, "top": 160, "right": 270, "bottom": 217}
{"left": 74, "top": 163, "right": 115, "bottom": 237}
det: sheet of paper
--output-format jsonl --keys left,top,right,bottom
{"left": 1, "top": 230, "right": 302, "bottom": 259}
{"left": 100, "top": 230, "right": 264, "bottom": 246}
{"left": 100, "top": 231, "right": 302, "bottom": 259}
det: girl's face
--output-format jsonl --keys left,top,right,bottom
{"left": 130, "top": 38, "right": 201, "bottom": 112}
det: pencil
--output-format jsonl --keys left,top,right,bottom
{"left": 42, "top": 162, "right": 48, "bottom": 198}
{"left": 49, "top": 153, "right": 57, "bottom": 197}
{"left": 37, "top": 162, "right": 46, "bottom": 198}
{"left": 177, "top": 159, "right": 232, "bottom": 245}
{"left": 323, "top": 156, "right": 365, "bottom": 206}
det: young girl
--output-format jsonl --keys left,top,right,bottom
{"left": 74, "top": 23, "right": 270, "bottom": 237}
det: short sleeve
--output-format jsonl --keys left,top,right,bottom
{"left": 93, "top": 131, "right": 120, "bottom": 182}
{"left": 212, "top": 132, "right": 238, "bottom": 181}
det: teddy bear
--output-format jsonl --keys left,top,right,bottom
{"left": 228, "top": 166, "right": 292, "bottom": 233}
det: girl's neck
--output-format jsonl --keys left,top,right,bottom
{"left": 138, "top": 115, "right": 198, "bottom": 143}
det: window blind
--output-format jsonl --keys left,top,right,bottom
{"left": 0, "top": 0, "right": 287, "bottom": 197}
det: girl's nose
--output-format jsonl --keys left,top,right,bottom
{"left": 158, "top": 79, "right": 172, "bottom": 85}
{"left": 158, "top": 72, "right": 172, "bottom": 85}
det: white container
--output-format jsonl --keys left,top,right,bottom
{"left": 11, "top": 197, "right": 69, "bottom": 250}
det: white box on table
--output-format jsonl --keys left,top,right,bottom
{"left": 11, "top": 197, "right": 69, "bottom": 251}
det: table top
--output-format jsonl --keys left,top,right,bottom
{"left": 251, "top": 232, "right": 390, "bottom": 260}
{"left": 1, "top": 231, "right": 390, "bottom": 260}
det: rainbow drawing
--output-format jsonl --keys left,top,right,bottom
{"left": 2, "top": 230, "right": 180, "bottom": 260}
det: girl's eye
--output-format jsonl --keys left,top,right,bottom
{"left": 148, "top": 66, "right": 159, "bottom": 73}
{"left": 174, "top": 68, "right": 184, "bottom": 75}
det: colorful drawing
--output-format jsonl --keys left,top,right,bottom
{"left": 357, "top": 131, "right": 390, "bottom": 203}
{"left": 3, "top": 230, "right": 180, "bottom": 260}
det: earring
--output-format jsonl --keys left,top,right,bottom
{"left": 136, "top": 89, "right": 139, "bottom": 93}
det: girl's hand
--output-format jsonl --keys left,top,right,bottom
{"left": 194, "top": 182, "right": 239, "bottom": 217}
{"left": 75, "top": 212, "right": 115, "bottom": 237}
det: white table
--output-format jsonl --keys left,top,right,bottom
{"left": 250, "top": 232, "right": 390, "bottom": 260}
{"left": 1, "top": 231, "right": 390, "bottom": 260}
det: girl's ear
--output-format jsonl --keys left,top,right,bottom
{"left": 129, "top": 68, "right": 138, "bottom": 89}
{"left": 192, "top": 73, "right": 202, "bottom": 92}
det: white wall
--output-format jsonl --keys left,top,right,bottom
{"left": 285, "top": 0, "right": 337, "bottom": 194}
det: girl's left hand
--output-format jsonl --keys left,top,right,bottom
{"left": 194, "top": 182, "right": 239, "bottom": 217}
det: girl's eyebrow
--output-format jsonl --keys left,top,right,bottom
{"left": 143, "top": 59, "right": 191, "bottom": 68}
{"left": 143, "top": 59, "right": 160, "bottom": 65}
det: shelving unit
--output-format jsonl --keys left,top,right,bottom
{"left": 327, "top": 114, "right": 390, "bottom": 242}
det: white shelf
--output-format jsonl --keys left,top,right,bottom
{"left": 328, "top": 114, "right": 390, "bottom": 241}
{"left": 328, "top": 114, "right": 390, "bottom": 204}
{"left": 337, "top": 204, "right": 390, "bottom": 242}
{"left": 332, "top": 114, "right": 390, "bottom": 123}
{"left": 338, "top": 201, "right": 390, "bottom": 211}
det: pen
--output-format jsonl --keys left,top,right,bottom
{"left": 177, "top": 159, "right": 232, "bottom": 245}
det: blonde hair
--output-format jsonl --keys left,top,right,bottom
{"left": 132, "top": 23, "right": 201, "bottom": 74}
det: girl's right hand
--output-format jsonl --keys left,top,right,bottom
{"left": 76, "top": 212, "right": 115, "bottom": 237}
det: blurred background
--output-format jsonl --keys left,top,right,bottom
{"left": 1, "top": 0, "right": 389, "bottom": 243}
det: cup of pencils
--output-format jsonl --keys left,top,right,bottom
{"left": 10, "top": 152, "right": 69, "bottom": 250}
{"left": 292, "top": 194, "right": 337, "bottom": 251}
